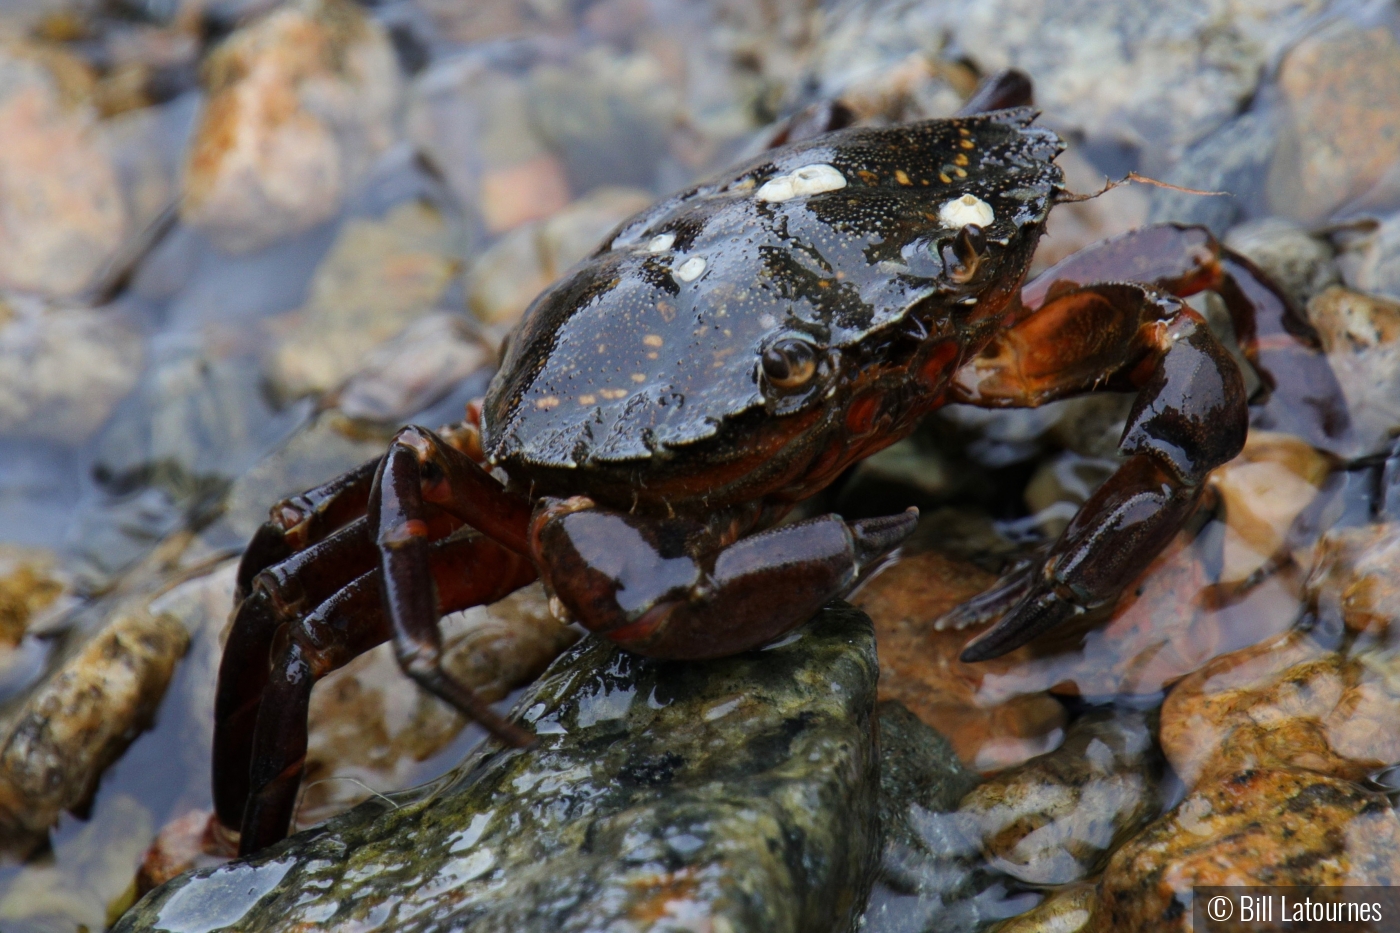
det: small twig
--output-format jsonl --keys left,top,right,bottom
{"left": 1057, "top": 172, "right": 1230, "bottom": 204}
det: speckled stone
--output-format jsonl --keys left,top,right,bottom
{"left": 959, "top": 709, "right": 1162, "bottom": 886}
{"left": 115, "top": 602, "right": 881, "bottom": 933}
{"left": 1099, "top": 769, "right": 1400, "bottom": 932}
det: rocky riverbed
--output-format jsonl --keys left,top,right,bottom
{"left": 0, "top": 0, "right": 1399, "bottom": 930}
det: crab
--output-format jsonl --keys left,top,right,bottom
{"left": 214, "top": 73, "right": 1349, "bottom": 855}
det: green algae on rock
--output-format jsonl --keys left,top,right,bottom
{"left": 116, "top": 602, "right": 881, "bottom": 933}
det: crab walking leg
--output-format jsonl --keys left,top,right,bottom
{"left": 236, "top": 457, "right": 381, "bottom": 600}
{"left": 532, "top": 500, "right": 918, "bottom": 660}
{"left": 235, "top": 530, "right": 537, "bottom": 854}
{"left": 1019, "top": 223, "right": 1350, "bottom": 450}
{"left": 371, "top": 433, "right": 537, "bottom": 750}
{"left": 215, "top": 509, "right": 466, "bottom": 830}
{"left": 952, "top": 283, "right": 1248, "bottom": 661}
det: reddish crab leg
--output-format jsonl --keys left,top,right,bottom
{"left": 1020, "top": 223, "right": 1350, "bottom": 451}
{"left": 952, "top": 283, "right": 1248, "bottom": 660}
{"left": 237, "top": 530, "right": 537, "bottom": 853}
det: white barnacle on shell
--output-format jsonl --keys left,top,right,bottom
{"left": 646, "top": 233, "right": 676, "bottom": 253}
{"left": 675, "top": 256, "right": 707, "bottom": 282}
{"left": 939, "top": 193, "right": 994, "bottom": 228}
{"left": 755, "top": 163, "right": 847, "bottom": 203}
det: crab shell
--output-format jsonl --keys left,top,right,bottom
{"left": 483, "top": 108, "right": 1065, "bottom": 513}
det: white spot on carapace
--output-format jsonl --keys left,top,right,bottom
{"left": 535, "top": 396, "right": 560, "bottom": 410}
{"left": 630, "top": 372, "right": 647, "bottom": 383}
{"left": 675, "top": 256, "right": 707, "bottom": 282}
{"left": 647, "top": 233, "right": 675, "bottom": 253}
{"left": 643, "top": 334, "right": 664, "bottom": 347}
{"left": 755, "top": 163, "right": 847, "bottom": 203}
{"left": 939, "top": 193, "right": 994, "bottom": 228}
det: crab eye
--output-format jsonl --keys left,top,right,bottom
{"left": 944, "top": 223, "right": 986, "bottom": 284}
{"left": 761, "top": 338, "right": 818, "bottom": 389}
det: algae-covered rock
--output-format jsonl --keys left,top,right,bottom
{"left": 117, "top": 602, "right": 881, "bottom": 933}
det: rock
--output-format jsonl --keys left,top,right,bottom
{"left": 117, "top": 602, "right": 881, "bottom": 933}
{"left": 0, "top": 598, "right": 188, "bottom": 849}
{"left": 1099, "top": 769, "right": 1400, "bottom": 931}
{"left": 1266, "top": 21, "right": 1400, "bottom": 224}
{"left": 180, "top": 0, "right": 402, "bottom": 253}
{"left": 1337, "top": 213, "right": 1400, "bottom": 302}
{"left": 296, "top": 583, "right": 580, "bottom": 829}
{"left": 0, "top": 40, "right": 128, "bottom": 297}
{"left": 958, "top": 710, "right": 1161, "bottom": 886}
{"left": 877, "top": 700, "right": 980, "bottom": 853}
{"left": 408, "top": 54, "right": 570, "bottom": 235}
{"left": 1304, "top": 522, "right": 1400, "bottom": 639}
{"left": 1222, "top": 217, "right": 1340, "bottom": 311}
{"left": 853, "top": 549, "right": 1068, "bottom": 772}
{"left": 331, "top": 312, "right": 493, "bottom": 423}
{"left": 414, "top": 0, "right": 572, "bottom": 46}
{"left": 989, "top": 883, "right": 1097, "bottom": 933}
{"left": 1211, "top": 430, "right": 1331, "bottom": 583}
{"left": 265, "top": 200, "right": 460, "bottom": 402}
{"left": 0, "top": 545, "right": 72, "bottom": 647}
{"left": 0, "top": 293, "right": 142, "bottom": 443}
{"left": 465, "top": 186, "right": 653, "bottom": 331}
{"left": 1307, "top": 286, "right": 1400, "bottom": 455}
{"left": 816, "top": 0, "right": 1326, "bottom": 168}
{"left": 0, "top": 793, "right": 155, "bottom": 932}
{"left": 1146, "top": 110, "right": 1275, "bottom": 234}
{"left": 527, "top": 46, "right": 683, "bottom": 194}
{"left": 1160, "top": 631, "right": 1400, "bottom": 789}
{"left": 136, "top": 809, "right": 238, "bottom": 897}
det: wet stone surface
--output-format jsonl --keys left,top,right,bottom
{"left": 117, "top": 602, "right": 881, "bottom": 933}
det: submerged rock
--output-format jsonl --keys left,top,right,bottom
{"left": 959, "top": 709, "right": 1162, "bottom": 886}
{"left": 1100, "top": 769, "right": 1400, "bottom": 931}
{"left": 0, "top": 599, "right": 187, "bottom": 850}
{"left": 853, "top": 549, "right": 1067, "bottom": 772}
{"left": 180, "top": 0, "right": 402, "bottom": 253}
{"left": 117, "top": 602, "right": 881, "bottom": 933}
{"left": 1307, "top": 286, "right": 1400, "bottom": 456}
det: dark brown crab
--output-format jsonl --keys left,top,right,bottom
{"left": 214, "top": 74, "right": 1349, "bottom": 855}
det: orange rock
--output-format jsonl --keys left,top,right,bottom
{"left": 852, "top": 550, "right": 1066, "bottom": 772}
{"left": 1160, "top": 631, "right": 1400, "bottom": 789}
{"left": 1306, "top": 523, "right": 1400, "bottom": 639}
{"left": 1099, "top": 769, "right": 1400, "bottom": 932}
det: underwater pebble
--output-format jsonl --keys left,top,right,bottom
{"left": 1307, "top": 286, "right": 1400, "bottom": 456}
{"left": 852, "top": 549, "right": 1067, "bottom": 772}
{"left": 958, "top": 710, "right": 1161, "bottom": 886}
{"left": 266, "top": 201, "right": 459, "bottom": 402}
{"left": 1100, "top": 769, "right": 1400, "bottom": 931}
{"left": 117, "top": 603, "right": 881, "bottom": 933}
{"left": 332, "top": 312, "right": 492, "bottom": 423}
{"left": 0, "top": 40, "right": 128, "bottom": 298}
{"left": 181, "top": 0, "right": 402, "bottom": 253}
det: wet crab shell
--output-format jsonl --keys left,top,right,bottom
{"left": 483, "top": 108, "right": 1064, "bottom": 476}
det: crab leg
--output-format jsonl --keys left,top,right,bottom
{"left": 236, "top": 529, "right": 537, "bottom": 853}
{"left": 952, "top": 283, "right": 1248, "bottom": 661}
{"left": 1019, "top": 223, "right": 1350, "bottom": 451}
{"left": 533, "top": 499, "right": 918, "bottom": 659}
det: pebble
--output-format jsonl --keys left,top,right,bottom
{"left": 1266, "top": 21, "right": 1400, "bottom": 224}
{"left": 0, "top": 40, "right": 128, "bottom": 298}
{"left": 0, "top": 600, "right": 187, "bottom": 848}
{"left": 958, "top": 710, "right": 1161, "bottom": 886}
{"left": 1337, "top": 213, "right": 1400, "bottom": 302}
{"left": 117, "top": 603, "right": 881, "bottom": 933}
{"left": 465, "top": 186, "right": 653, "bottom": 331}
{"left": 0, "top": 294, "right": 142, "bottom": 444}
{"left": 1100, "top": 769, "right": 1400, "bottom": 931}
{"left": 1223, "top": 217, "right": 1341, "bottom": 312}
{"left": 180, "top": 0, "right": 403, "bottom": 253}
{"left": 0, "top": 545, "right": 72, "bottom": 648}
{"left": 1305, "top": 522, "right": 1400, "bottom": 640}
{"left": 331, "top": 312, "right": 492, "bottom": 423}
{"left": 265, "top": 200, "right": 459, "bottom": 402}
{"left": 1160, "top": 631, "right": 1400, "bottom": 789}
{"left": 988, "top": 883, "right": 1097, "bottom": 933}
{"left": 1146, "top": 110, "right": 1275, "bottom": 233}
{"left": 1307, "top": 286, "right": 1400, "bottom": 456}
{"left": 853, "top": 549, "right": 1068, "bottom": 772}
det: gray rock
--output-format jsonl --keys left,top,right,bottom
{"left": 1146, "top": 110, "right": 1277, "bottom": 234}
{"left": 117, "top": 602, "right": 881, "bottom": 933}
{"left": 958, "top": 709, "right": 1162, "bottom": 886}
{"left": 1224, "top": 217, "right": 1341, "bottom": 311}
